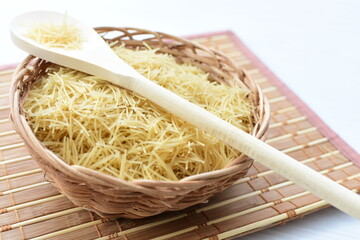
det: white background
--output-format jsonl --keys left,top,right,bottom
{"left": 0, "top": 0, "right": 359, "bottom": 239}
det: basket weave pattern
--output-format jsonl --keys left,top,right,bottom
{"left": 9, "top": 28, "right": 270, "bottom": 219}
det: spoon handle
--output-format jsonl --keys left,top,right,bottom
{"left": 112, "top": 72, "right": 360, "bottom": 219}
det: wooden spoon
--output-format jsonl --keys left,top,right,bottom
{"left": 10, "top": 11, "right": 360, "bottom": 219}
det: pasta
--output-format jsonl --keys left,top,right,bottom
{"left": 23, "top": 44, "right": 254, "bottom": 181}
{"left": 25, "top": 18, "right": 82, "bottom": 49}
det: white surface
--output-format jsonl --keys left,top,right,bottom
{"left": 0, "top": 0, "right": 359, "bottom": 239}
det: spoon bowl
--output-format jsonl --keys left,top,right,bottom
{"left": 10, "top": 11, "right": 142, "bottom": 85}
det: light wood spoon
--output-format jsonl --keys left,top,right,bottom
{"left": 10, "top": 11, "right": 360, "bottom": 219}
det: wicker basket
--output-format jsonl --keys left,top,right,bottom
{"left": 9, "top": 27, "right": 270, "bottom": 219}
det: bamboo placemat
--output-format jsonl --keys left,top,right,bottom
{"left": 0, "top": 31, "right": 359, "bottom": 240}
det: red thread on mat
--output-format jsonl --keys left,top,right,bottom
{"left": 250, "top": 175, "right": 258, "bottom": 180}
{"left": 107, "top": 232, "right": 119, "bottom": 239}
{"left": 186, "top": 209, "right": 197, "bottom": 215}
{"left": 101, "top": 218, "right": 111, "bottom": 223}
{"left": 0, "top": 224, "right": 12, "bottom": 232}
{"left": 0, "top": 208, "right": 8, "bottom": 214}
{"left": 285, "top": 210, "right": 296, "bottom": 219}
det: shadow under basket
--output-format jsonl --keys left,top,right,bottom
{"left": 9, "top": 27, "right": 270, "bottom": 219}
